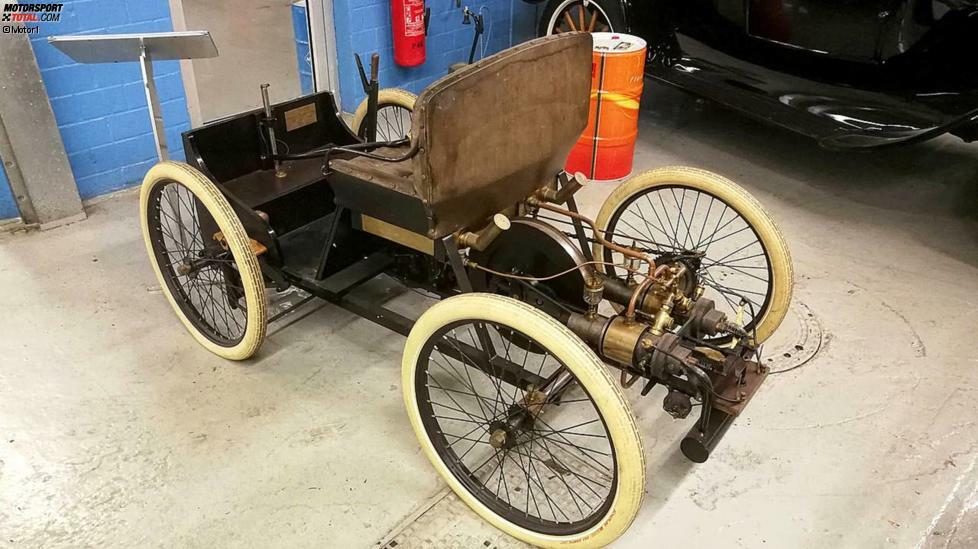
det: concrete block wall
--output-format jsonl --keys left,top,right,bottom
{"left": 0, "top": 164, "right": 15, "bottom": 220}
{"left": 292, "top": 1, "right": 314, "bottom": 95}
{"left": 21, "top": 0, "right": 190, "bottom": 205}
{"left": 0, "top": 1, "right": 542, "bottom": 221}
{"left": 332, "top": 0, "right": 541, "bottom": 112}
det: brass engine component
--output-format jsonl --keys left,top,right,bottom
{"left": 601, "top": 262, "right": 694, "bottom": 321}
{"left": 566, "top": 312, "right": 651, "bottom": 366}
{"left": 649, "top": 294, "right": 674, "bottom": 336}
{"left": 583, "top": 276, "right": 604, "bottom": 318}
{"left": 457, "top": 213, "right": 511, "bottom": 251}
{"left": 602, "top": 316, "right": 650, "bottom": 365}
{"left": 538, "top": 171, "right": 589, "bottom": 204}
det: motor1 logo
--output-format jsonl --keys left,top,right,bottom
{"left": 2, "top": 3, "right": 63, "bottom": 35}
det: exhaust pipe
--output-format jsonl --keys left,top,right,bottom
{"left": 680, "top": 409, "right": 736, "bottom": 463}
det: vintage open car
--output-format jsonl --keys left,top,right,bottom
{"left": 140, "top": 33, "right": 793, "bottom": 547}
{"left": 530, "top": 0, "right": 978, "bottom": 149}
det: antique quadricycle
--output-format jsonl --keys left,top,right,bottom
{"left": 139, "top": 34, "right": 792, "bottom": 547}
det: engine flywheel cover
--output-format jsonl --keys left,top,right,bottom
{"left": 470, "top": 217, "right": 590, "bottom": 311}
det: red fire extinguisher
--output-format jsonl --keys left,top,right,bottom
{"left": 391, "top": 0, "right": 426, "bottom": 67}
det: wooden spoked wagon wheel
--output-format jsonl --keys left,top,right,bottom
{"left": 540, "top": 0, "right": 624, "bottom": 36}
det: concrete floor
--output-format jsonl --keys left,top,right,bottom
{"left": 2, "top": 85, "right": 977, "bottom": 548}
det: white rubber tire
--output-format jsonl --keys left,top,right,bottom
{"left": 593, "top": 166, "right": 794, "bottom": 343}
{"left": 140, "top": 161, "right": 267, "bottom": 360}
{"left": 402, "top": 293, "right": 645, "bottom": 548}
{"left": 351, "top": 88, "right": 417, "bottom": 138}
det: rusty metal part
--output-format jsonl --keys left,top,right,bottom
{"left": 620, "top": 370, "right": 643, "bottom": 388}
{"left": 521, "top": 389, "right": 549, "bottom": 415}
{"left": 647, "top": 332, "right": 690, "bottom": 378}
{"left": 687, "top": 298, "right": 727, "bottom": 337}
{"left": 566, "top": 312, "right": 608, "bottom": 349}
{"left": 711, "top": 361, "right": 769, "bottom": 416}
{"left": 457, "top": 213, "right": 511, "bottom": 251}
{"left": 212, "top": 231, "right": 268, "bottom": 256}
{"left": 663, "top": 390, "right": 693, "bottom": 419}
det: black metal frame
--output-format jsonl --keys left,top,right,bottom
{"left": 178, "top": 87, "right": 761, "bottom": 464}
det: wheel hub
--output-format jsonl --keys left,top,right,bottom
{"left": 489, "top": 428, "right": 508, "bottom": 449}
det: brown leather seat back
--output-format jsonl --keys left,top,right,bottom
{"left": 410, "top": 33, "right": 592, "bottom": 238}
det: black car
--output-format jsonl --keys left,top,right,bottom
{"left": 528, "top": 0, "right": 978, "bottom": 149}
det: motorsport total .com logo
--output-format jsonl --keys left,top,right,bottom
{"left": 2, "top": 3, "right": 63, "bottom": 35}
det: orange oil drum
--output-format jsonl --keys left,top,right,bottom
{"left": 565, "top": 33, "right": 647, "bottom": 180}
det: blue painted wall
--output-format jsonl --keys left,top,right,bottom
{"left": 292, "top": 1, "right": 314, "bottom": 95}
{"left": 0, "top": 163, "right": 16, "bottom": 219}
{"left": 24, "top": 0, "right": 190, "bottom": 203}
{"left": 332, "top": 0, "right": 540, "bottom": 112}
{"left": 0, "top": 0, "right": 540, "bottom": 221}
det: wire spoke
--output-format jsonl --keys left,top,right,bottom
{"left": 416, "top": 318, "right": 616, "bottom": 532}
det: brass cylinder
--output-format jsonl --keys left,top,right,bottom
{"left": 601, "top": 316, "right": 649, "bottom": 365}
{"left": 566, "top": 311, "right": 651, "bottom": 367}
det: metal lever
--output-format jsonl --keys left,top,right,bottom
{"left": 260, "top": 83, "right": 286, "bottom": 178}
{"left": 354, "top": 52, "right": 380, "bottom": 141}
{"left": 462, "top": 7, "right": 485, "bottom": 64}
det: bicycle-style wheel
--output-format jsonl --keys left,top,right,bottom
{"left": 403, "top": 294, "right": 645, "bottom": 547}
{"left": 140, "top": 161, "right": 267, "bottom": 360}
{"left": 594, "top": 166, "right": 793, "bottom": 343}
{"left": 352, "top": 88, "right": 416, "bottom": 141}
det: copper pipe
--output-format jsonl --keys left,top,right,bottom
{"left": 533, "top": 201, "right": 656, "bottom": 275}
{"left": 625, "top": 277, "right": 652, "bottom": 320}
{"left": 532, "top": 199, "right": 667, "bottom": 323}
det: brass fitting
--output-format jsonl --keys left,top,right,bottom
{"left": 457, "top": 213, "right": 511, "bottom": 251}
{"left": 539, "top": 172, "right": 588, "bottom": 204}
{"left": 650, "top": 294, "right": 675, "bottom": 336}
{"left": 583, "top": 276, "right": 604, "bottom": 318}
